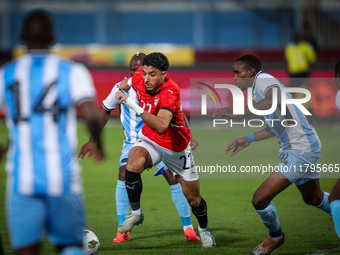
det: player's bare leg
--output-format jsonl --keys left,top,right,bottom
{"left": 252, "top": 171, "right": 291, "bottom": 255}
{"left": 117, "top": 146, "right": 153, "bottom": 233}
{"left": 296, "top": 179, "right": 330, "bottom": 214}
{"left": 329, "top": 179, "right": 340, "bottom": 238}
{"left": 176, "top": 176, "right": 215, "bottom": 247}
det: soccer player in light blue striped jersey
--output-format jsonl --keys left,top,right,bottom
{"left": 78, "top": 53, "right": 200, "bottom": 243}
{"left": 214, "top": 54, "right": 331, "bottom": 255}
{"left": 0, "top": 10, "right": 104, "bottom": 255}
{"left": 329, "top": 59, "right": 340, "bottom": 239}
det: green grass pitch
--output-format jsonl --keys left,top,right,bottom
{"left": 0, "top": 120, "right": 339, "bottom": 254}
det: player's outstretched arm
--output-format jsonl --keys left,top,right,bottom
{"left": 226, "top": 128, "right": 274, "bottom": 157}
{"left": 78, "top": 101, "right": 105, "bottom": 161}
{"left": 213, "top": 107, "right": 238, "bottom": 119}
{"left": 78, "top": 108, "right": 110, "bottom": 160}
{"left": 225, "top": 137, "right": 249, "bottom": 157}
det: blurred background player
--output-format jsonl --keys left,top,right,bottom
{"left": 116, "top": 52, "right": 215, "bottom": 248}
{"left": 285, "top": 31, "right": 316, "bottom": 89}
{"left": 0, "top": 143, "right": 7, "bottom": 255}
{"left": 78, "top": 52, "right": 200, "bottom": 243}
{"left": 213, "top": 54, "right": 330, "bottom": 255}
{"left": 0, "top": 10, "right": 104, "bottom": 255}
{"left": 329, "top": 59, "right": 340, "bottom": 238}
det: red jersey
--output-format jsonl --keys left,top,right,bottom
{"left": 131, "top": 67, "right": 191, "bottom": 152}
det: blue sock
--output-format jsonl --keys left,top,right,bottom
{"left": 316, "top": 191, "right": 331, "bottom": 215}
{"left": 256, "top": 201, "right": 282, "bottom": 238}
{"left": 116, "top": 180, "right": 129, "bottom": 225}
{"left": 170, "top": 183, "right": 192, "bottom": 227}
{"left": 59, "top": 246, "right": 83, "bottom": 255}
{"left": 330, "top": 200, "right": 340, "bottom": 238}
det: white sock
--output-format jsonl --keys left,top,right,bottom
{"left": 132, "top": 208, "right": 142, "bottom": 215}
{"left": 183, "top": 224, "right": 194, "bottom": 232}
{"left": 198, "top": 225, "right": 210, "bottom": 232}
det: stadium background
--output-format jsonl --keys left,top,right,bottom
{"left": 0, "top": 0, "right": 340, "bottom": 254}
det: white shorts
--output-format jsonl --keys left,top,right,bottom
{"left": 132, "top": 134, "right": 199, "bottom": 181}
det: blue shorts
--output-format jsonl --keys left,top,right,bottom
{"left": 119, "top": 146, "right": 168, "bottom": 176}
{"left": 277, "top": 149, "right": 321, "bottom": 186}
{"left": 6, "top": 193, "right": 85, "bottom": 249}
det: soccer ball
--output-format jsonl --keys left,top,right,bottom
{"left": 83, "top": 229, "right": 100, "bottom": 255}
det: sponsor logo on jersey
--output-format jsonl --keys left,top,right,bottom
{"left": 154, "top": 97, "right": 159, "bottom": 106}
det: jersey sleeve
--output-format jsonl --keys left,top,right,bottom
{"left": 256, "top": 75, "right": 281, "bottom": 99}
{"left": 131, "top": 67, "right": 144, "bottom": 92}
{"left": 159, "top": 89, "right": 179, "bottom": 114}
{"left": 102, "top": 83, "right": 120, "bottom": 111}
{"left": 69, "top": 63, "right": 96, "bottom": 105}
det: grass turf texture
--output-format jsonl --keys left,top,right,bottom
{"left": 0, "top": 120, "right": 339, "bottom": 255}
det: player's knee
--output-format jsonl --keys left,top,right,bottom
{"left": 187, "top": 196, "right": 200, "bottom": 207}
{"left": 164, "top": 170, "right": 178, "bottom": 186}
{"left": 252, "top": 194, "right": 267, "bottom": 210}
{"left": 302, "top": 195, "right": 322, "bottom": 206}
{"left": 118, "top": 170, "right": 125, "bottom": 181}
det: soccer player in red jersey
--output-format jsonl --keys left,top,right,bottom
{"left": 115, "top": 52, "right": 215, "bottom": 248}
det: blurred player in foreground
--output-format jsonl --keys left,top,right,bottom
{"left": 0, "top": 142, "right": 7, "bottom": 255}
{"left": 0, "top": 10, "right": 104, "bottom": 255}
{"left": 78, "top": 52, "right": 200, "bottom": 242}
{"left": 214, "top": 54, "right": 330, "bottom": 255}
{"left": 116, "top": 52, "right": 216, "bottom": 248}
{"left": 329, "top": 59, "right": 340, "bottom": 238}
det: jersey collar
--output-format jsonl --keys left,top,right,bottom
{"left": 251, "top": 70, "right": 263, "bottom": 92}
{"left": 145, "top": 87, "right": 162, "bottom": 96}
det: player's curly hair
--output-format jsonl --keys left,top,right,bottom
{"left": 235, "top": 54, "right": 262, "bottom": 74}
{"left": 143, "top": 52, "right": 169, "bottom": 71}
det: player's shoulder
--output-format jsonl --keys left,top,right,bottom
{"left": 258, "top": 72, "right": 275, "bottom": 79}
{"left": 162, "top": 78, "right": 180, "bottom": 94}
{"left": 255, "top": 72, "right": 281, "bottom": 91}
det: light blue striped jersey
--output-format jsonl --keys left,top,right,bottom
{"left": 102, "top": 83, "right": 143, "bottom": 147}
{"left": 252, "top": 71, "right": 321, "bottom": 152}
{"left": 0, "top": 51, "right": 96, "bottom": 196}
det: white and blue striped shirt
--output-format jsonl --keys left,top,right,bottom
{"left": 252, "top": 71, "right": 322, "bottom": 152}
{"left": 0, "top": 51, "right": 96, "bottom": 196}
{"left": 102, "top": 83, "right": 143, "bottom": 148}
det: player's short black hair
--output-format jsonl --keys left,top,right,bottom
{"left": 21, "top": 9, "right": 54, "bottom": 44}
{"left": 335, "top": 60, "right": 340, "bottom": 75}
{"left": 235, "top": 54, "right": 262, "bottom": 73}
{"left": 142, "top": 52, "right": 169, "bottom": 72}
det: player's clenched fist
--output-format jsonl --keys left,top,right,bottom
{"left": 225, "top": 136, "right": 249, "bottom": 157}
{"left": 116, "top": 91, "right": 128, "bottom": 103}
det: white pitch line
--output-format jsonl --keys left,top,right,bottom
{"left": 306, "top": 247, "right": 340, "bottom": 255}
